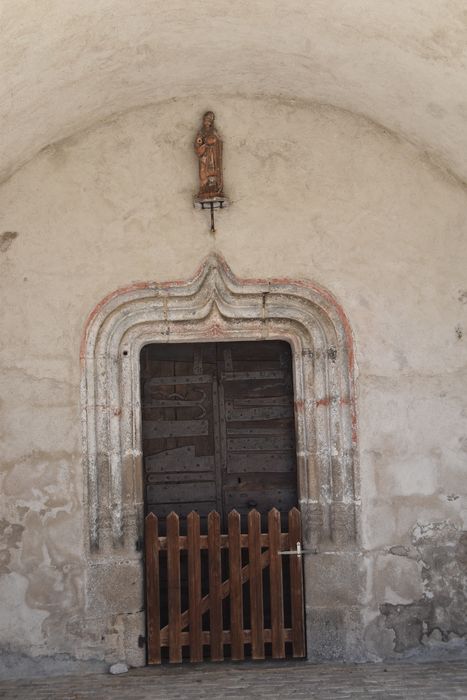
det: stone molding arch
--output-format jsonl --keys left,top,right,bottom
{"left": 81, "top": 255, "right": 359, "bottom": 553}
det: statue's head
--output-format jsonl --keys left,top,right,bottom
{"left": 203, "top": 111, "right": 215, "bottom": 128}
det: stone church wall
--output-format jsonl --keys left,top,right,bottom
{"left": 0, "top": 97, "right": 466, "bottom": 676}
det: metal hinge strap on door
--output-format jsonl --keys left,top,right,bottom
{"left": 279, "top": 541, "right": 314, "bottom": 558}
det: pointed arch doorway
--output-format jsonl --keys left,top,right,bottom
{"left": 81, "top": 255, "right": 359, "bottom": 666}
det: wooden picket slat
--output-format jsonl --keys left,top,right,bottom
{"left": 288, "top": 507, "right": 306, "bottom": 658}
{"left": 268, "top": 507, "right": 285, "bottom": 659}
{"left": 145, "top": 506, "right": 306, "bottom": 665}
{"left": 167, "top": 511, "right": 182, "bottom": 663}
{"left": 248, "top": 509, "right": 265, "bottom": 659}
{"left": 187, "top": 511, "right": 203, "bottom": 662}
{"left": 145, "top": 512, "right": 161, "bottom": 664}
{"left": 228, "top": 509, "right": 244, "bottom": 660}
{"left": 208, "top": 511, "right": 223, "bottom": 661}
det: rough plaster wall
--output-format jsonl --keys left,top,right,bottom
{"left": 0, "top": 97, "right": 466, "bottom": 673}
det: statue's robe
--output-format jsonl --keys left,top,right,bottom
{"left": 195, "top": 127, "right": 223, "bottom": 199}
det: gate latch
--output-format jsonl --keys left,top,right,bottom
{"left": 279, "top": 541, "right": 314, "bottom": 558}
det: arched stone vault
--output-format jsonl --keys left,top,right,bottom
{"left": 81, "top": 254, "right": 359, "bottom": 553}
{"left": 3, "top": 2, "right": 467, "bottom": 186}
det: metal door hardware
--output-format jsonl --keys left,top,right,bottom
{"left": 279, "top": 541, "right": 313, "bottom": 557}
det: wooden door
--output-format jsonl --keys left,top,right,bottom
{"left": 217, "top": 341, "right": 297, "bottom": 528}
{"left": 141, "top": 340, "right": 305, "bottom": 662}
{"left": 141, "top": 342, "right": 219, "bottom": 532}
{"left": 140, "top": 340, "right": 298, "bottom": 530}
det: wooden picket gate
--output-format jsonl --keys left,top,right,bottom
{"left": 144, "top": 507, "right": 306, "bottom": 664}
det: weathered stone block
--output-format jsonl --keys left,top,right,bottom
{"left": 304, "top": 551, "right": 365, "bottom": 608}
{"left": 306, "top": 606, "right": 364, "bottom": 662}
{"left": 86, "top": 559, "right": 144, "bottom": 616}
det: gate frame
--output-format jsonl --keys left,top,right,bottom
{"left": 80, "top": 254, "right": 362, "bottom": 665}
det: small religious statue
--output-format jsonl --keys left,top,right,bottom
{"left": 194, "top": 111, "right": 229, "bottom": 232}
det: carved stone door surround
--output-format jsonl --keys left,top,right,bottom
{"left": 80, "top": 254, "right": 360, "bottom": 662}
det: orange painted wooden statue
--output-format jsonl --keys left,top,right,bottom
{"left": 194, "top": 111, "right": 224, "bottom": 201}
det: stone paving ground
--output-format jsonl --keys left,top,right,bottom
{"left": 1, "top": 660, "right": 467, "bottom": 700}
